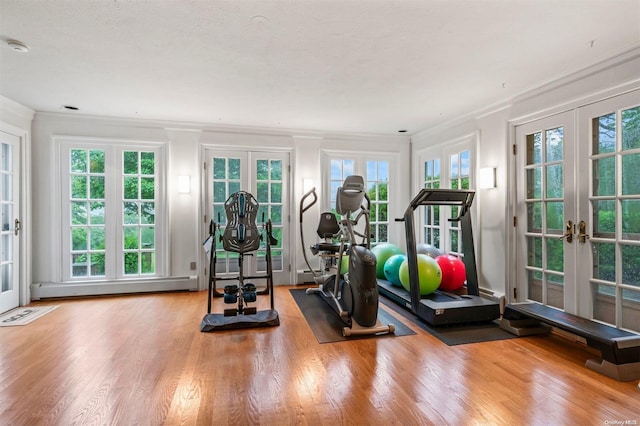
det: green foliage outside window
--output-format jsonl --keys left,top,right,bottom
{"left": 69, "top": 148, "right": 157, "bottom": 278}
{"left": 591, "top": 108, "right": 640, "bottom": 293}
{"left": 367, "top": 182, "right": 388, "bottom": 243}
{"left": 123, "top": 151, "right": 155, "bottom": 275}
{"left": 70, "top": 149, "right": 107, "bottom": 278}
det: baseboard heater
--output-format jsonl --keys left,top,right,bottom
{"left": 296, "top": 269, "right": 319, "bottom": 284}
{"left": 30, "top": 276, "right": 198, "bottom": 300}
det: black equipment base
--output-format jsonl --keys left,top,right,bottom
{"left": 290, "top": 289, "right": 407, "bottom": 343}
{"left": 378, "top": 279, "right": 500, "bottom": 326}
{"left": 200, "top": 309, "right": 280, "bottom": 332}
{"left": 501, "top": 302, "right": 640, "bottom": 381}
{"left": 305, "top": 286, "right": 395, "bottom": 337}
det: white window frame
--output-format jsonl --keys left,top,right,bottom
{"left": 56, "top": 137, "right": 167, "bottom": 282}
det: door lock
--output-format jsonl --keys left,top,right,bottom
{"left": 15, "top": 219, "right": 21, "bottom": 236}
{"left": 578, "top": 220, "right": 590, "bottom": 244}
{"left": 559, "top": 220, "right": 573, "bottom": 243}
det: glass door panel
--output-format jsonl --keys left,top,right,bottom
{"left": 578, "top": 90, "right": 640, "bottom": 332}
{"left": 207, "top": 151, "right": 246, "bottom": 275}
{"left": 516, "top": 111, "right": 576, "bottom": 311}
{"left": 251, "top": 153, "right": 289, "bottom": 282}
{"left": 0, "top": 131, "right": 20, "bottom": 314}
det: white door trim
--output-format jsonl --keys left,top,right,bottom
{"left": 0, "top": 130, "right": 22, "bottom": 313}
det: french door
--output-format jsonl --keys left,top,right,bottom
{"left": 0, "top": 131, "right": 20, "bottom": 314}
{"left": 516, "top": 111, "right": 576, "bottom": 312}
{"left": 576, "top": 91, "right": 640, "bottom": 332}
{"left": 204, "top": 149, "right": 290, "bottom": 284}
{"left": 515, "top": 90, "right": 640, "bottom": 333}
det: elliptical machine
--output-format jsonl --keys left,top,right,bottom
{"left": 300, "top": 175, "right": 394, "bottom": 337}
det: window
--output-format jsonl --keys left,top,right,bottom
{"left": 366, "top": 160, "right": 390, "bottom": 242}
{"left": 69, "top": 148, "right": 106, "bottom": 277}
{"left": 60, "top": 140, "right": 165, "bottom": 281}
{"left": 122, "top": 151, "right": 157, "bottom": 275}
{"left": 329, "top": 159, "right": 355, "bottom": 212}
{"left": 325, "top": 154, "right": 393, "bottom": 244}
{"left": 416, "top": 136, "right": 475, "bottom": 255}
{"left": 423, "top": 159, "right": 441, "bottom": 248}
{"left": 449, "top": 149, "right": 471, "bottom": 256}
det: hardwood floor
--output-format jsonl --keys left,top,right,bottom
{"left": 0, "top": 286, "right": 638, "bottom": 425}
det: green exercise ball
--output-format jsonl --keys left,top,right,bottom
{"left": 371, "top": 243, "right": 404, "bottom": 279}
{"left": 399, "top": 254, "right": 442, "bottom": 296}
{"left": 340, "top": 255, "right": 349, "bottom": 274}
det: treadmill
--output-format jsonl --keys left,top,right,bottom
{"left": 378, "top": 189, "right": 500, "bottom": 326}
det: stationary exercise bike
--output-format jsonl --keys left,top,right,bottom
{"left": 300, "top": 175, "right": 394, "bottom": 337}
{"left": 201, "top": 190, "right": 279, "bottom": 332}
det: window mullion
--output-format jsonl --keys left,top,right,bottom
{"left": 108, "top": 146, "right": 121, "bottom": 279}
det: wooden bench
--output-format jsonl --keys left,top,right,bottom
{"left": 500, "top": 302, "right": 640, "bottom": 381}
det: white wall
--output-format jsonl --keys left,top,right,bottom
{"left": 16, "top": 46, "right": 640, "bottom": 299}
{"left": 29, "top": 114, "right": 410, "bottom": 290}
{"left": 412, "top": 47, "right": 640, "bottom": 300}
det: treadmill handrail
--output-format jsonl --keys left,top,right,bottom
{"left": 405, "top": 188, "right": 475, "bottom": 221}
{"left": 401, "top": 188, "right": 480, "bottom": 314}
{"left": 407, "top": 188, "right": 474, "bottom": 205}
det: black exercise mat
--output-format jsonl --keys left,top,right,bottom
{"left": 380, "top": 297, "right": 516, "bottom": 346}
{"left": 290, "top": 288, "right": 416, "bottom": 343}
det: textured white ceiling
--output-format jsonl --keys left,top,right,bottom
{"left": 1, "top": 0, "right": 639, "bottom": 135}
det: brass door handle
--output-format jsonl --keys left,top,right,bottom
{"left": 578, "top": 220, "right": 590, "bottom": 244}
{"left": 558, "top": 220, "right": 573, "bottom": 243}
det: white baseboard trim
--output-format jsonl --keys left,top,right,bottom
{"left": 479, "top": 287, "right": 506, "bottom": 313}
{"left": 30, "top": 276, "right": 198, "bottom": 300}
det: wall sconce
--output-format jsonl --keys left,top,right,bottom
{"left": 479, "top": 167, "right": 496, "bottom": 189}
{"left": 177, "top": 175, "right": 191, "bottom": 194}
{"left": 303, "top": 178, "right": 314, "bottom": 193}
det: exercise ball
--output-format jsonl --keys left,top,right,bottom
{"left": 383, "top": 254, "right": 406, "bottom": 287}
{"left": 399, "top": 254, "right": 442, "bottom": 296}
{"left": 371, "top": 243, "right": 404, "bottom": 279}
{"left": 436, "top": 255, "right": 466, "bottom": 292}
{"left": 340, "top": 255, "right": 349, "bottom": 274}
{"left": 416, "top": 243, "right": 443, "bottom": 259}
